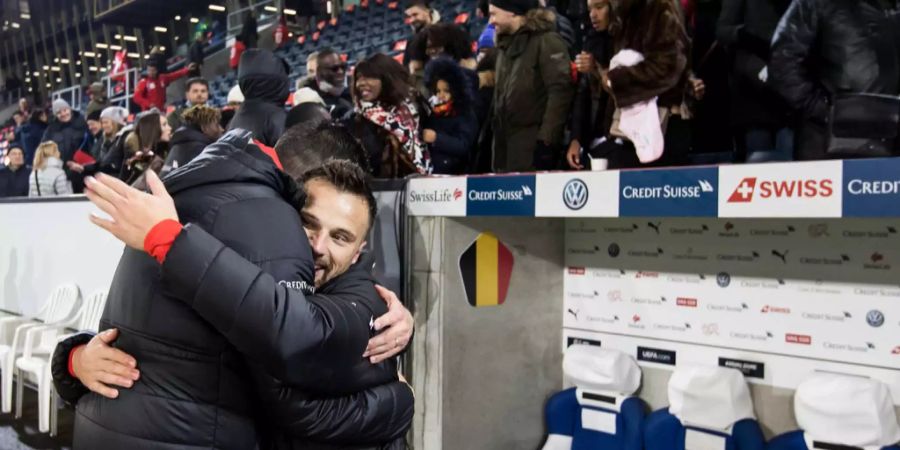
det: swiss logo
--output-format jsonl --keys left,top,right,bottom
{"left": 728, "top": 178, "right": 757, "bottom": 203}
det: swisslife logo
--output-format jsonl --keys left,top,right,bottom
{"left": 406, "top": 177, "right": 467, "bottom": 216}
{"left": 719, "top": 161, "right": 842, "bottom": 217}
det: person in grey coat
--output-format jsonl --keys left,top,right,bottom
{"left": 29, "top": 141, "right": 73, "bottom": 197}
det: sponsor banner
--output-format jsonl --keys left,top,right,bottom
{"left": 619, "top": 167, "right": 718, "bottom": 217}
{"left": 535, "top": 172, "right": 620, "bottom": 217}
{"left": 562, "top": 330, "right": 900, "bottom": 404}
{"left": 718, "top": 161, "right": 842, "bottom": 217}
{"left": 466, "top": 175, "right": 536, "bottom": 216}
{"left": 636, "top": 346, "right": 677, "bottom": 365}
{"left": 843, "top": 158, "right": 900, "bottom": 217}
{"left": 406, "top": 177, "right": 467, "bottom": 216}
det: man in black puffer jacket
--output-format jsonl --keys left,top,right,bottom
{"left": 228, "top": 48, "right": 290, "bottom": 146}
{"left": 52, "top": 126, "right": 414, "bottom": 449}
{"left": 770, "top": 0, "right": 900, "bottom": 160}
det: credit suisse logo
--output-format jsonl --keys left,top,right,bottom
{"left": 719, "top": 161, "right": 842, "bottom": 217}
{"left": 619, "top": 167, "right": 718, "bottom": 217}
{"left": 466, "top": 175, "right": 536, "bottom": 216}
{"left": 843, "top": 158, "right": 900, "bottom": 217}
{"left": 406, "top": 177, "right": 467, "bottom": 216}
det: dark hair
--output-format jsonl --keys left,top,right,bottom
{"left": 404, "top": 0, "right": 430, "bottom": 11}
{"left": 185, "top": 77, "right": 209, "bottom": 92}
{"left": 182, "top": 105, "right": 221, "bottom": 129}
{"left": 424, "top": 24, "right": 474, "bottom": 61}
{"left": 316, "top": 47, "right": 340, "bottom": 67}
{"left": 134, "top": 111, "right": 163, "bottom": 151}
{"left": 352, "top": 53, "right": 413, "bottom": 107}
{"left": 285, "top": 103, "right": 331, "bottom": 130}
{"left": 275, "top": 120, "right": 371, "bottom": 182}
{"left": 12, "top": 111, "right": 23, "bottom": 117}
{"left": 301, "top": 159, "right": 377, "bottom": 232}
{"left": 29, "top": 109, "right": 46, "bottom": 124}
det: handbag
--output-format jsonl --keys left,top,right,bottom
{"left": 827, "top": 93, "right": 900, "bottom": 157}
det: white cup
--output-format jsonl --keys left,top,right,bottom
{"left": 590, "top": 157, "right": 609, "bottom": 171}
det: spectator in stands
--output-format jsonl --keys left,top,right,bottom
{"left": 162, "top": 105, "right": 223, "bottom": 177}
{"left": 221, "top": 84, "right": 243, "bottom": 129}
{"left": 349, "top": 53, "right": 431, "bottom": 177}
{"left": 241, "top": 11, "right": 259, "bottom": 49}
{"left": 167, "top": 78, "right": 210, "bottom": 129}
{"left": 309, "top": 49, "right": 353, "bottom": 119}
{"left": 770, "top": 0, "right": 900, "bottom": 160}
{"left": 122, "top": 110, "right": 172, "bottom": 185}
{"left": 148, "top": 46, "right": 168, "bottom": 75}
{"left": 471, "top": 49, "right": 498, "bottom": 172}
{"left": 230, "top": 34, "right": 246, "bottom": 76}
{"left": 477, "top": 24, "right": 496, "bottom": 60}
{"left": 10, "top": 111, "right": 24, "bottom": 130}
{"left": 586, "top": 0, "right": 691, "bottom": 169}
{"left": 423, "top": 57, "right": 479, "bottom": 174}
{"left": 424, "top": 23, "right": 479, "bottom": 71}
{"left": 489, "top": 0, "right": 575, "bottom": 171}
{"left": 85, "top": 109, "right": 103, "bottom": 157}
{"left": 538, "top": 0, "right": 577, "bottom": 56}
{"left": 66, "top": 106, "right": 132, "bottom": 179}
{"left": 133, "top": 61, "right": 196, "bottom": 112}
{"left": 717, "top": 0, "right": 793, "bottom": 162}
{"left": 567, "top": 0, "right": 612, "bottom": 169}
{"left": 17, "top": 97, "right": 30, "bottom": 117}
{"left": 228, "top": 49, "right": 290, "bottom": 147}
{"left": 18, "top": 109, "right": 47, "bottom": 165}
{"left": 306, "top": 52, "right": 319, "bottom": 80}
{"left": 42, "top": 99, "right": 89, "bottom": 163}
{"left": 85, "top": 82, "right": 110, "bottom": 120}
{"left": 0, "top": 146, "right": 29, "bottom": 198}
{"left": 403, "top": 0, "right": 441, "bottom": 67}
{"left": 53, "top": 124, "right": 413, "bottom": 450}
{"left": 189, "top": 33, "right": 207, "bottom": 77}
{"left": 29, "top": 141, "right": 73, "bottom": 197}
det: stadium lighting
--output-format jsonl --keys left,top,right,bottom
{"left": 25, "top": 78, "right": 30, "bottom": 82}
{"left": 55, "top": 78, "right": 61, "bottom": 82}
{"left": 159, "top": 46, "right": 166, "bottom": 51}
{"left": 175, "top": 15, "right": 181, "bottom": 20}
{"left": 32, "top": 71, "right": 39, "bottom": 76}
{"left": 190, "top": 17, "right": 199, "bottom": 23}
{"left": 96, "top": 43, "right": 108, "bottom": 49}
{"left": 115, "top": 34, "right": 121, "bottom": 39}
{"left": 127, "top": 52, "right": 140, "bottom": 58}
{"left": 89, "top": 66, "right": 98, "bottom": 72}
{"left": 11, "top": 22, "right": 19, "bottom": 29}
{"left": 42, "top": 65, "right": 49, "bottom": 70}
{"left": 51, "top": 66, "right": 61, "bottom": 71}
{"left": 110, "top": 44, "right": 122, "bottom": 50}
{"left": 60, "top": 58, "right": 70, "bottom": 64}
{"left": 284, "top": 8, "right": 297, "bottom": 15}
{"left": 124, "top": 35, "right": 137, "bottom": 42}
{"left": 82, "top": 51, "right": 96, "bottom": 57}
{"left": 20, "top": 13, "right": 30, "bottom": 20}
{"left": 154, "top": 26, "right": 167, "bottom": 33}
{"left": 75, "top": 73, "right": 81, "bottom": 77}
{"left": 264, "top": 6, "right": 278, "bottom": 12}
{"left": 46, "top": 83, "right": 51, "bottom": 88}
{"left": 209, "top": 5, "right": 225, "bottom": 12}
{"left": 28, "top": 88, "right": 32, "bottom": 92}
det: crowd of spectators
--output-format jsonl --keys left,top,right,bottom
{"left": 2, "top": 0, "right": 898, "bottom": 199}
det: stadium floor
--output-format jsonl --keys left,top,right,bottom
{"left": 0, "top": 389, "right": 73, "bottom": 450}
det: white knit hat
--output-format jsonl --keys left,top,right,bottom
{"left": 100, "top": 106, "right": 129, "bottom": 126}
{"left": 293, "top": 87, "right": 326, "bottom": 107}
{"left": 227, "top": 85, "right": 244, "bottom": 104}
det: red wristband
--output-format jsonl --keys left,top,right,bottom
{"left": 68, "top": 345, "right": 86, "bottom": 378}
{"left": 143, "top": 219, "right": 184, "bottom": 264}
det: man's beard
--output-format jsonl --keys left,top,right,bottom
{"left": 319, "top": 79, "right": 346, "bottom": 97}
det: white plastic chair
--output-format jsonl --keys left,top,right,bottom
{"left": 15, "top": 289, "right": 107, "bottom": 433}
{"left": 0, "top": 283, "right": 81, "bottom": 413}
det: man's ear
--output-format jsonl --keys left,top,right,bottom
{"left": 352, "top": 240, "right": 368, "bottom": 265}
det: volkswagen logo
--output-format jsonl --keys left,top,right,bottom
{"left": 608, "top": 243, "right": 620, "bottom": 257}
{"left": 716, "top": 272, "right": 731, "bottom": 288}
{"left": 563, "top": 179, "right": 589, "bottom": 210}
{"left": 866, "top": 310, "right": 885, "bottom": 327}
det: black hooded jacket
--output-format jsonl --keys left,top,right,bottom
{"left": 160, "top": 125, "right": 215, "bottom": 177}
{"left": 229, "top": 49, "right": 290, "bottom": 146}
{"left": 423, "top": 57, "right": 478, "bottom": 174}
{"left": 41, "top": 110, "right": 89, "bottom": 162}
{"left": 52, "top": 130, "right": 412, "bottom": 449}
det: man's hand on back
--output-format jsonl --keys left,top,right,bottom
{"left": 364, "top": 285, "right": 413, "bottom": 364}
{"left": 85, "top": 171, "right": 179, "bottom": 250}
{"left": 72, "top": 329, "right": 141, "bottom": 399}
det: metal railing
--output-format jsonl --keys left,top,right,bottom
{"left": 1, "top": 87, "right": 23, "bottom": 106}
{"left": 102, "top": 67, "right": 139, "bottom": 112}
{"left": 51, "top": 85, "right": 86, "bottom": 113}
{"left": 227, "top": 0, "right": 278, "bottom": 37}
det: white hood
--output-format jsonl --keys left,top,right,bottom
{"left": 795, "top": 373, "right": 900, "bottom": 448}
{"left": 668, "top": 365, "right": 755, "bottom": 432}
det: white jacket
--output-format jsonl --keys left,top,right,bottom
{"left": 29, "top": 157, "right": 73, "bottom": 197}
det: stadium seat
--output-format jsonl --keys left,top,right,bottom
{"left": 768, "top": 373, "right": 900, "bottom": 450}
{"left": 0, "top": 283, "right": 81, "bottom": 414}
{"left": 15, "top": 289, "right": 107, "bottom": 434}
{"left": 541, "top": 345, "right": 645, "bottom": 450}
{"left": 644, "top": 365, "right": 766, "bottom": 450}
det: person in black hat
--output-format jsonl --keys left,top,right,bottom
{"left": 488, "top": 0, "right": 574, "bottom": 171}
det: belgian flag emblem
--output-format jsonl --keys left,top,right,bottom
{"left": 459, "top": 232, "right": 514, "bottom": 307}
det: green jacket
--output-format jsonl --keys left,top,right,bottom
{"left": 492, "top": 9, "right": 575, "bottom": 172}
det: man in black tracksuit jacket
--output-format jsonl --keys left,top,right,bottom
{"left": 228, "top": 49, "right": 290, "bottom": 147}
{"left": 52, "top": 128, "right": 412, "bottom": 449}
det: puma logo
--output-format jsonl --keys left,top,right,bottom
{"left": 647, "top": 221, "right": 661, "bottom": 234}
{"left": 771, "top": 249, "right": 789, "bottom": 263}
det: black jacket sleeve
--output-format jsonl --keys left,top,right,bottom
{"left": 770, "top": 0, "right": 830, "bottom": 123}
{"left": 432, "top": 111, "right": 478, "bottom": 159}
{"left": 255, "top": 369, "right": 414, "bottom": 444}
{"left": 159, "top": 223, "right": 389, "bottom": 392}
{"left": 51, "top": 332, "right": 95, "bottom": 406}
